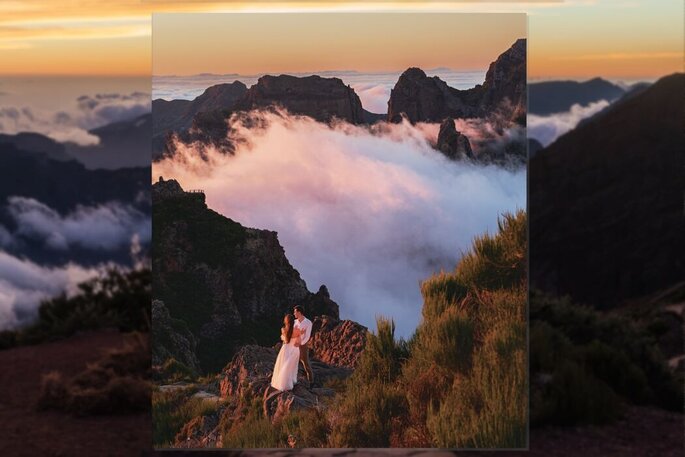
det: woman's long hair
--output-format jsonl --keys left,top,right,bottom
{"left": 283, "top": 314, "right": 294, "bottom": 343}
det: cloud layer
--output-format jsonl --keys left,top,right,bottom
{"left": 0, "top": 252, "right": 104, "bottom": 331}
{"left": 528, "top": 100, "right": 610, "bottom": 146}
{"left": 0, "top": 91, "right": 150, "bottom": 146}
{"left": 6, "top": 197, "right": 151, "bottom": 251}
{"left": 154, "top": 110, "right": 525, "bottom": 337}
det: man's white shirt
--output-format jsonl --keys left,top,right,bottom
{"left": 294, "top": 317, "right": 312, "bottom": 345}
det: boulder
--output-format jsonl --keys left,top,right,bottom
{"left": 218, "top": 345, "right": 354, "bottom": 401}
{"left": 262, "top": 383, "right": 335, "bottom": 423}
{"left": 309, "top": 316, "right": 367, "bottom": 369}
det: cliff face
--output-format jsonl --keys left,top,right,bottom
{"left": 530, "top": 73, "right": 685, "bottom": 307}
{"left": 387, "top": 39, "right": 526, "bottom": 125}
{"left": 480, "top": 38, "right": 527, "bottom": 123}
{"left": 159, "top": 75, "right": 368, "bottom": 157}
{"left": 235, "top": 74, "right": 365, "bottom": 124}
{"left": 152, "top": 82, "right": 247, "bottom": 158}
{"left": 152, "top": 178, "right": 342, "bottom": 372}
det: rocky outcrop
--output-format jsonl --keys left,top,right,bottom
{"left": 152, "top": 82, "right": 247, "bottom": 158}
{"left": 309, "top": 316, "right": 367, "bottom": 369}
{"left": 263, "top": 383, "right": 335, "bottom": 423}
{"left": 218, "top": 345, "right": 354, "bottom": 401}
{"left": 152, "top": 176, "right": 184, "bottom": 200}
{"left": 436, "top": 117, "right": 473, "bottom": 160}
{"left": 300, "top": 285, "right": 339, "bottom": 320}
{"left": 387, "top": 39, "right": 526, "bottom": 125}
{"left": 235, "top": 74, "right": 365, "bottom": 124}
{"left": 151, "top": 300, "right": 201, "bottom": 373}
{"left": 479, "top": 38, "right": 527, "bottom": 123}
{"left": 530, "top": 73, "right": 685, "bottom": 307}
{"left": 152, "top": 178, "right": 343, "bottom": 372}
{"left": 217, "top": 344, "right": 354, "bottom": 424}
{"left": 387, "top": 67, "right": 480, "bottom": 123}
{"left": 159, "top": 75, "right": 368, "bottom": 157}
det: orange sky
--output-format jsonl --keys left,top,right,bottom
{"left": 153, "top": 14, "right": 525, "bottom": 75}
{"left": 0, "top": 1, "right": 682, "bottom": 79}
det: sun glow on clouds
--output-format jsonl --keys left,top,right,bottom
{"left": 154, "top": 110, "right": 525, "bottom": 337}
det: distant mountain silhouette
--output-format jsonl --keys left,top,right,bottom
{"left": 66, "top": 113, "right": 151, "bottom": 169}
{"left": 152, "top": 82, "right": 247, "bottom": 158}
{"left": 529, "top": 78, "right": 625, "bottom": 115}
{"left": 530, "top": 73, "right": 685, "bottom": 307}
{"left": 0, "top": 139, "right": 149, "bottom": 265}
{"left": 0, "top": 132, "right": 73, "bottom": 162}
{"left": 576, "top": 81, "right": 652, "bottom": 129}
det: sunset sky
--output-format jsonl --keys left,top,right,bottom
{"left": 0, "top": 1, "right": 683, "bottom": 80}
{"left": 153, "top": 14, "right": 525, "bottom": 75}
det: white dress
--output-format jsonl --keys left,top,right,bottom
{"left": 270, "top": 333, "right": 300, "bottom": 391}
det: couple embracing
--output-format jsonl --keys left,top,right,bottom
{"left": 270, "top": 305, "right": 315, "bottom": 391}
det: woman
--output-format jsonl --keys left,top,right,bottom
{"left": 270, "top": 314, "right": 301, "bottom": 391}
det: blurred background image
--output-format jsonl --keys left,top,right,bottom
{"left": 0, "top": 1, "right": 683, "bottom": 456}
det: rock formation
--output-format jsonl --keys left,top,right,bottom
{"left": 436, "top": 117, "right": 473, "bottom": 160}
{"left": 387, "top": 39, "right": 526, "bottom": 125}
{"left": 152, "top": 81, "right": 247, "bottom": 158}
{"left": 234, "top": 74, "right": 365, "bottom": 124}
{"left": 479, "top": 37, "right": 527, "bottom": 123}
{"left": 152, "top": 178, "right": 344, "bottom": 373}
{"left": 309, "top": 315, "right": 367, "bottom": 369}
{"left": 151, "top": 299, "right": 201, "bottom": 373}
{"left": 158, "top": 74, "right": 371, "bottom": 157}
{"left": 217, "top": 344, "right": 354, "bottom": 424}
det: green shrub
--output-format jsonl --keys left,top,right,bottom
{"left": 329, "top": 380, "right": 408, "bottom": 447}
{"left": 352, "top": 317, "right": 407, "bottom": 384}
{"left": 532, "top": 360, "right": 623, "bottom": 426}
{"left": 454, "top": 210, "right": 526, "bottom": 291}
{"left": 158, "top": 358, "right": 196, "bottom": 383}
{"left": 279, "top": 408, "right": 330, "bottom": 448}
{"left": 38, "top": 334, "right": 151, "bottom": 417}
{"left": 15, "top": 268, "right": 150, "bottom": 346}
{"left": 221, "top": 397, "right": 280, "bottom": 448}
{"left": 153, "top": 386, "right": 218, "bottom": 447}
{"left": 530, "top": 290, "right": 683, "bottom": 413}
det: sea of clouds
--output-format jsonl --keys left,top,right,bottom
{"left": 154, "top": 109, "right": 525, "bottom": 338}
{"left": 0, "top": 91, "right": 151, "bottom": 146}
{"left": 4, "top": 197, "right": 151, "bottom": 252}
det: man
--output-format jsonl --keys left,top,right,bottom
{"left": 293, "top": 305, "right": 314, "bottom": 386}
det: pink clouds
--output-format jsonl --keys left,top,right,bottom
{"left": 153, "top": 109, "right": 525, "bottom": 337}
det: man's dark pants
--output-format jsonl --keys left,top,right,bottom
{"left": 299, "top": 343, "right": 314, "bottom": 384}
